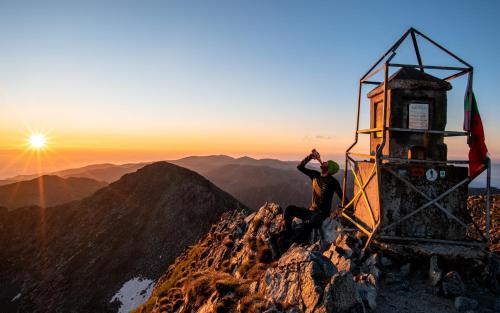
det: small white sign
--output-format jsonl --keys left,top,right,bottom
{"left": 426, "top": 168, "right": 438, "bottom": 182}
{"left": 408, "top": 103, "right": 429, "bottom": 129}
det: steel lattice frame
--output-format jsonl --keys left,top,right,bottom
{"left": 340, "top": 27, "right": 492, "bottom": 248}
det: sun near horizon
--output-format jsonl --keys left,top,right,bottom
{"left": 28, "top": 133, "right": 47, "bottom": 150}
{"left": 0, "top": 1, "right": 497, "bottom": 182}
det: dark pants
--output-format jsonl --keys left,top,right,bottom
{"left": 284, "top": 205, "right": 327, "bottom": 233}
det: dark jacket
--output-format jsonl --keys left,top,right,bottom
{"left": 297, "top": 154, "right": 343, "bottom": 215}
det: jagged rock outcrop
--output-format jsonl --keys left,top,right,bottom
{"left": 138, "top": 199, "right": 500, "bottom": 313}
{"left": 137, "top": 203, "right": 381, "bottom": 313}
{"left": 467, "top": 195, "right": 499, "bottom": 253}
{"left": 261, "top": 245, "right": 336, "bottom": 312}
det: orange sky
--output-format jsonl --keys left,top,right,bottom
{"left": 0, "top": 126, "right": 482, "bottom": 179}
{"left": 1, "top": 2, "right": 497, "bottom": 179}
{"left": 0, "top": 128, "right": 353, "bottom": 178}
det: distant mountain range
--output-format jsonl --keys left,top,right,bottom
{"left": 0, "top": 155, "right": 348, "bottom": 211}
{"left": 202, "top": 163, "right": 347, "bottom": 209}
{"left": 0, "top": 162, "right": 245, "bottom": 312}
{"left": 171, "top": 155, "right": 299, "bottom": 174}
{"left": 0, "top": 155, "right": 301, "bottom": 185}
{"left": 0, "top": 175, "right": 107, "bottom": 210}
{"left": 0, "top": 162, "right": 150, "bottom": 185}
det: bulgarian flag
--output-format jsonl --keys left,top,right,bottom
{"left": 464, "top": 80, "right": 489, "bottom": 178}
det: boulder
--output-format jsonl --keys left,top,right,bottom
{"left": 361, "top": 253, "right": 381, "bottom": 281}
{"left": 429, "top": 255, "right": 442, "bottom": 286}
{"left": 385, "top": 272, "right": 403, "bottom": 285}
{"left": 334, "top": 233, "right": 362, "bottom": 258}
{"left": 442, "top": 271, "right": 466, "bottom": 297}
{"left": 380, "top": 256, "right": 392, "bottom": 267}
{"left": 356, "top": 282, "right": 377, "bottom": 310}
{"left": 321, "top": 218, "right": 341, "bottom": 244}
{"left": 399, "top": 263, "right": 411, "bottom": 278}
{"left": 323, "top": 246, "right": 355, "bottom": 272}
{"left": 323, "top": 271, "right": 358, "bottom": 313}
{"left": 363, "top": 253, "right": 379, "bottom": 267}
{"left": 261, "top": 245, "right": 336, "bottom": 313}
{"left": 454, "top": 296, "right": 478, "bottom": 312}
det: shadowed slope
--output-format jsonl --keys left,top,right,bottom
{"left": 0, "top": 161, "right": 245, "bottom": 313}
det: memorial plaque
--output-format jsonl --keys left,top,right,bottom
{"left": 408, "top": 103, "right": 429, "bottom": 129}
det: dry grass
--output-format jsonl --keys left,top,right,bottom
{"left": 134, "top": 244, "right": 203, "bottom": 311}
{"left": 238, "top": 294, "right": 273, "bottom": 313}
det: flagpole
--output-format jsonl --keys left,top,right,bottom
{"left": 486, "top": 158, "right": 491, "bottom": 243}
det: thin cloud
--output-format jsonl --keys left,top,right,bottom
{"left": 315, "top": 135, "right": 333, "bottom": 140}
{"left": 303, "top": 135, "right": 334, "bottom": 141}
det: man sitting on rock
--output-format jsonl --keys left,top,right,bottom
{"left": 271, "top": 149, "right": 345, "bottom": 251}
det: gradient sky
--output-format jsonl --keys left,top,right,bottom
{"left": 0, "top": 0, "right": 499, "bottom": 177}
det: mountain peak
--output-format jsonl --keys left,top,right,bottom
{"left": 0, "top": 161, "right": 246, "bottom": 312}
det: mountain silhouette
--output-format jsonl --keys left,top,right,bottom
{"left": 170, "top": 155, "right": 298, "bottom": 175}
{"left": 202, "top": 163, "right": 349, "bottom": 210}
{"left": 0, "top": 155, "right": 352, "bottom": 211}
{"left": 0, "top": 175, "right": 107, "bottom": 210}
{"left": 202, "top": 164, "right": 311, "bottom": 209}
{"left": 0, "top": 162, "right": 150, "bottom": 185}
{"left": 0, "top": 162, "right": 245, "bottom": 313}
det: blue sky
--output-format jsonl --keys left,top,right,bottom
{"left": 0, "top": 0, "right": 498, "bottom": 172}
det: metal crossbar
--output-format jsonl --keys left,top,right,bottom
{"left": 341, "top": 212, "right": 371, "bottom": 236}
{"left": 388, "top": 63, "right": 470, "bottom": 72}
{"left": 377, "top": 236, "right": 486, "bottom": 247}
{"left": 380, "top": 157, "right": 470, "bottom": 165}
{"left": 342, "top": 161, "right": 377, "bottom": 212}
{"left": 348, "top": 152, "right": 375, "bottom": 160}
{"left": 341, "top": 158, "right": 382, "bottom": 248}
{"left": 381, "top": 166, "right": 470, "bottom": 229}
{"left": 380, "top": 176, "right": 471, "bottom": 232}
{"left": 350, "top": 162, "right": 377, "bottom": 228}
{"left": 388, "top": 128, "right": 468, "bottom": 137}
{"left": 340, "top": 27, "right": 492, "bottom": 247}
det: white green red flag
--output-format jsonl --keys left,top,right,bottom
{"left": 464, "top": 81, "right": 489, "bottom": 178}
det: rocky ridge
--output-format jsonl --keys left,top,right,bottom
{"left": 136, "top": 201, "right": 499, "bottom": 313}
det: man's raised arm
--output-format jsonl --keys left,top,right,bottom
{"left": 297, "top": 153, "right": 319, "bottom": 179}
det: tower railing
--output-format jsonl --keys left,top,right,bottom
{"left": 340, "top": 27, "right": 491, "bottom": 248}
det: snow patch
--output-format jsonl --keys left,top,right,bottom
{"left": 11, "top": 293, "right": 21, "bottom": 302}
{"left": 110, "top": 277, "right": 155, "bottom": 313}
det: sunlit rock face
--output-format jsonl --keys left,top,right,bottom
{"left": 138, "top": 196, "right": 498, "bottom": 313}
{"left": 138, "top": 203, "right": 383, "bottom": 313}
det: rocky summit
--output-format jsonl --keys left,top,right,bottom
{"left": 0, "top": 162, "right": 245, "bottom": 313}
{"left": 1, "top": 164, "right": 498, "bottom": 313}
{"left": 136, "top": 202, "right": 499, "bottom": 313}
